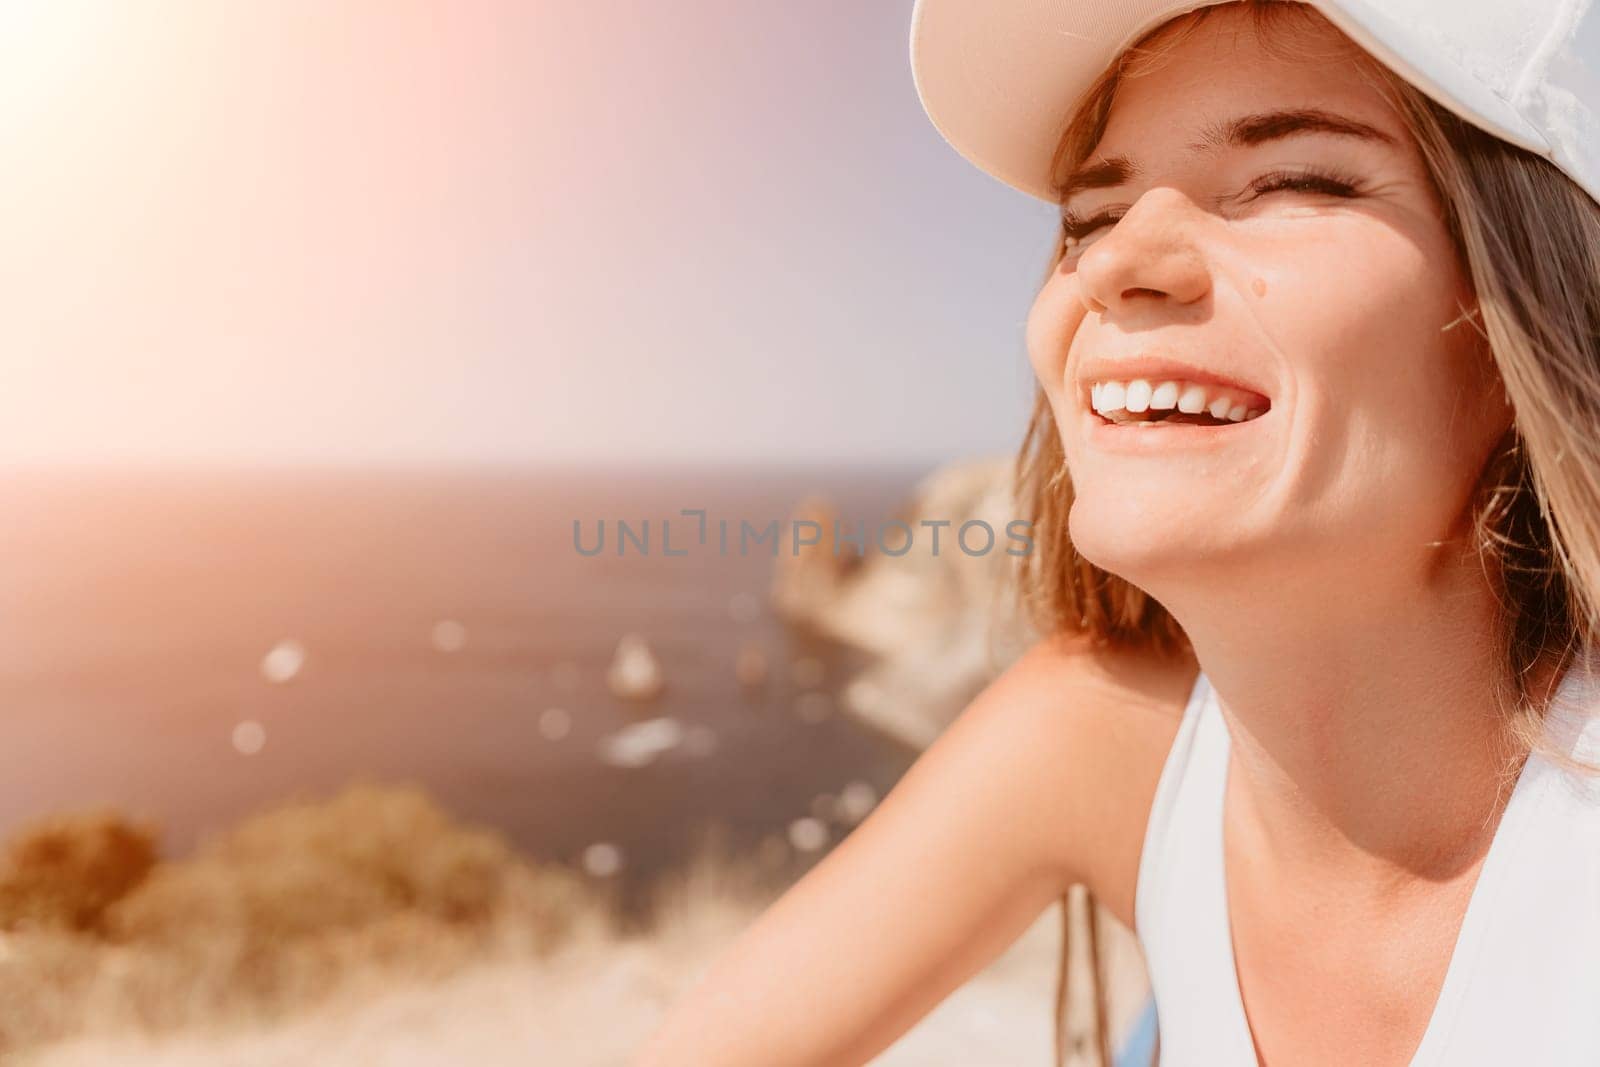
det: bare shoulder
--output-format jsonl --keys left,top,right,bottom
{"left": 974, "top": 631, "right": 1199, "bottom": 929}
{"left": 632, "top": 629, "right": 1197, "bottom": 1065}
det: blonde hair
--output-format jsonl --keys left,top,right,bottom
{"left": 1018, "top": 3, "right": 1600, "bottom": 1063}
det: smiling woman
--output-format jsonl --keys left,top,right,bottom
{"left": 1016, "top": 0, "right": 1600, "bottom": 768}
{"left": 1012, "top": 2, "right": 1600, "bottom": 1064}
{"left": 635, "top": 2, "right": 1600, "bottom": 1066}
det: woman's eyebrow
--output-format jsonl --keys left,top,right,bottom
{"left": 1058, "top": 108, "right": 1397, "bottom": 200}
{"left": 1193, "top": 108, "right": 1398, "bottom": 151}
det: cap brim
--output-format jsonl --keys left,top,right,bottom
{"left": 909, "top": 0, "right": 1551, "bottom": 205}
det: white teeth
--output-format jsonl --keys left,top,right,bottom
{"left": 1086, "top": 376, "right": 1270, "bottom": 425}
{"left": 1124, "top": 379, "right": 1152, "bottom": 412}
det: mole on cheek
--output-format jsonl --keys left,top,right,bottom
{"left": 1251, "top": 277, "right": 1268, "bottom": 298}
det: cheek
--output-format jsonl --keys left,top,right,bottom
{"left": 1024, "top": 268, "right": 1089, "bottom": 401}
{"left": 1251, "top": 219, "right": 1477, "bottom": 400}
{"left": 1251, "top": 224, "right": 1505, "bottom": 521}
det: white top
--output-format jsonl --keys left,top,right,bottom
{"left": 1134, "top": 648, "right": 1600, "bottom": 1065}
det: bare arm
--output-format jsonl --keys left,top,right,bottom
{"left": 633, "top": 633, "right": 1194, "bottom": 1066}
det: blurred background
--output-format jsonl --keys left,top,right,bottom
{"left": 0, "top": 1, "right": 1129, "bottom": 1064}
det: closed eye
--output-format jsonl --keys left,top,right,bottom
{"left": 1060, "top": 165, "right": 1365, "bottom": 246}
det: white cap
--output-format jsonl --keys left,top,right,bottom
{"left": 909, "top": 0, "right": 1600, "bottom": 207}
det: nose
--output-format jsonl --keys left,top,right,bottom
{"left": 1073, "top": 187, "right": 1212, "bottom": 316}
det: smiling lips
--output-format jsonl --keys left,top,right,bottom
{"left": 1088, "top": 376, "right": 1269, "bottom": 425}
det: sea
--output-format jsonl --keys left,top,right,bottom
{"left": 0, "top": 463, "right": 940, "bottom": 922}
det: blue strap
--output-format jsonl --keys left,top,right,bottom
{"left": 1114, "top": 995, "right": 1159, "bottom": 1067}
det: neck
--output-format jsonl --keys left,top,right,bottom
{"left": 1162, "top": 548, "right": 1559, "bottom": 895}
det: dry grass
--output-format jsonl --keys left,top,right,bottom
{"left": 11, "top": 821, "right": 1067, "bottom": 1066}
{"left": 0, "top": 788, "right": 1097, "bottom": 1066}
{"left": 0, "top": 783, "right": 607, "bottom": 1057}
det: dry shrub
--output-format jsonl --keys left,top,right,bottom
{"left": 0, "top": 811, "right": 159, "bottom": 934}
{"left": 0, "top": 782, "right": 604, "bottom": 1055}
{"left": 110, "top": 782, "right": 538, "bottom": 942}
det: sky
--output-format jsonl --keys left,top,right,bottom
{"left": 1, "top": 0, "right": 1062, "bottom": 468}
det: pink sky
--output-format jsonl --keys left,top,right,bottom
{"left": 1, "top": 0, "right": 1057, "bottom": 467}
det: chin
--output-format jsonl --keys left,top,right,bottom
{"left": 1065, "top": 494, "right": 1251, "bottom": 588}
